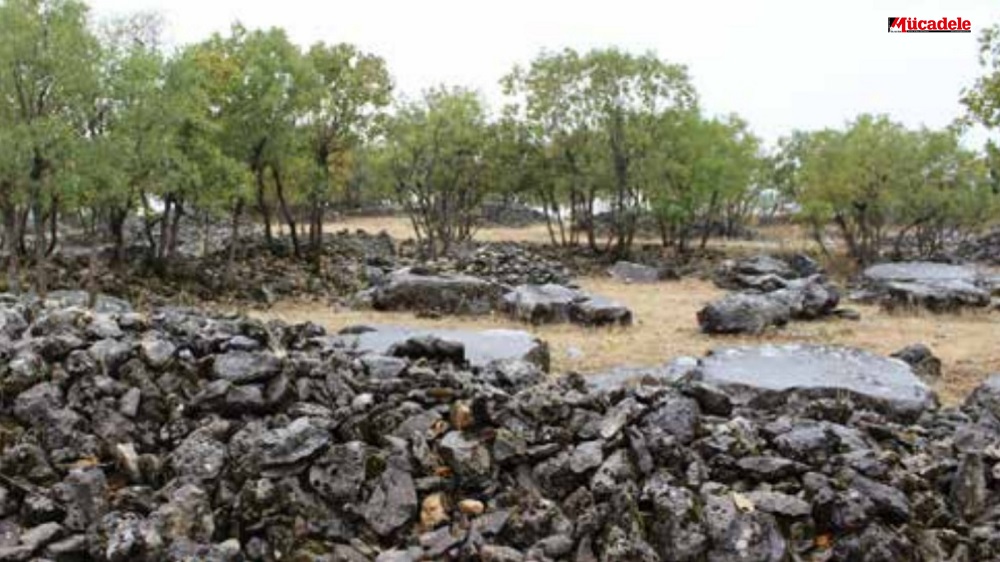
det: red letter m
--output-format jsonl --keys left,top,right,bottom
{"left": 889, "top": 17, "right": 906, "bottom": 32}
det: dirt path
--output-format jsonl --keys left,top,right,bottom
{"left": 257, "top": 276, "right": 1000, "bottom": 405}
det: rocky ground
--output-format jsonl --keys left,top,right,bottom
{"left": 3, "top": 295, "right": 1000, "bottom": 561}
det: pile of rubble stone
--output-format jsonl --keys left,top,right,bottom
{"left": 478, "top": 202, "right": 547, "bottom": 228}
{"left": 41, "top": 230, "right": 399, "bottom": 307}
{"left": 958, "top": 229, "right": 1000, "bottom": 264}
{"left": 2, "top": 294, "right": 1000, "bottom": 561}
{"left": 699, "top": 254, "right": 846, "bottom": 334}
{"left": 447, "top": 243, "right": 572, "bottom": 287}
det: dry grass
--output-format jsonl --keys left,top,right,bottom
{"left": 256, "top": 275, "right": 1000, "bottom": 405}
{"left": 325, "top": 215, "right": 818, "bottom": 255}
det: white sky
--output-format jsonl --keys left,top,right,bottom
{"left": 87, "top": 0, "right": 1000, "bottom": 146}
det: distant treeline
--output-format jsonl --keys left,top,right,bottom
{"left": 2, "top": 0, "right": 1000, "bottom": 293}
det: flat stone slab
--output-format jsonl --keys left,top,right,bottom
{"left": 864, "top": 262, "right": 981, "bottom": 283}
{"left": 694, "top": 344, "right": 937, "bottom": 419}
{"left": 337, "top": 325, "right": 550, "bottom": 371}
{"left": 860, "top": 262, "right": 989, "bottom": 311}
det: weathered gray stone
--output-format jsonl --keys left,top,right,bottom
{"left": 695, "top": 344, "right": 937, "bottom": 419}
{"left": 861, "top": 262, "right": 990, "bottom": 311}
{"left": 502, "top": 284, "right": 633, "bottom": 327}
{"left": 608, "top": 261, "right": 663, "bottom": 284}
{"left": 211, "top": 350, "right": 283, "bottom": 384}
{"left": 892, "top": 344, "right": 942, "bottom": 383}
{"left": 363, "top": 465, "right": 418, "bottom": 537}
{"left": 439, "top": 431, "right": 492, "bottom": 481}
{"left": 369, "top": 267, "right": 506, "bottom": 315}
{"left": 697, "top": 293, "right": 791, "bottom": 334}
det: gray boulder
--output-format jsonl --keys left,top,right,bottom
{"left": 769, "top": 275, "right": 840, "bottom": 319}
{"left": 697, "top": 293, "right": 791, "bottom": 334}
{"left": 368, "top": 267, "right": 506, "bottom": 315}
{"left": 211, "top": 350, "right": 283, "bottom": 384}
{"left": 502, "top": 284, "right": 633, "bottom": 327}
{"left": 608, "top": 261, "right": 664, "bottom": 284}
{"left": 501, "top": 284, "right": 578, "bottom": 324}
{"left": 891, "top": 344, "right": 942, "bottom": 384}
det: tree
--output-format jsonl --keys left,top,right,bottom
{"left": 196, "top": 24, "right": 312, "bottom": 255}
{"left": 80, "top": 13, "right": 172, "bottom": 264}
{"left": 303, "top": 43, "right": 391, "bottom": 259}
{"left": 790, "top": 115, "right": 994, "bottom": 263}
{"left": 381, "top": 86, "right": 491, "bottom": 258}
{"left": 963, "top": 24, "right": 1000, "bottom": 129}
{"left": 644, "top": 110, "right": 760, "bottom": 253}
{"left": 0, "top": 0, "right": 101, "bottom": 294}
{"left": 503, "top": 48, "right": 697, "bottom": 257}
{"left": 163, "top": 45, "right": 251, "bottom": 273}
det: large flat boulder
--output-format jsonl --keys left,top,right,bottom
{"left": 502, "top": 284, "right": 633, "bottom": 327}
{"left": 368, "top": 268, "right": 506, "bottom": 315}
{"left": 337, "top": 324, "right": 550, "bottom": 371}
{"left": 859, "top": 262, "right": 990, "bottom": 312}
{"left": 693, "top": 344, "right": 937, "bottom": 420}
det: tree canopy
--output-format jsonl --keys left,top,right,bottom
{"left": 1, "top": 0, "right": 999, "bottom": 295}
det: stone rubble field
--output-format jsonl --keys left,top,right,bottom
{"left": 1, "top": 290, "right": 1000, "bottom": 561}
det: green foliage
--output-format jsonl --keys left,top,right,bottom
{"left": 1, "top": 0, "right": 998, "bottom": 288}
{"left": 644, "top": 110, "right": 761, "bottom": 250}
{"left": 504, "top": 47, "right": 706, "bottom": 255}
{"left": 380, "top": 86, "right": 491, "bottom": 257}
{"left": 963, "top": 24, "right": 1000, "bottom": 129}
{"left": 785, "top": 115, "right": 995, "bottom": 262}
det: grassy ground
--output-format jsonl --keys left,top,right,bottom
{"left": 260, "top": 216, "right": 1000, "bottom": 405}
{"left": 322, "top": 216, "right": 817, "bottom": 254}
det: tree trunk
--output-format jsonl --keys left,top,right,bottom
{"left": 226, "top": 198, "right": 243, "bottom": 284}
{"left": 200, "top": 210, "right": 210, "bottom": 258}
{"left": 139, "top": 192, "right": 159, "bottom": 260}
{"left": 32, "top": 197, "right": 47, "bottom": 296}
{"left": 167, "top": 199, "right": 183, "bottom": 258}
{"left": 46, "top": 194, "right": 58, "bottom": 257}
{"left": 157, "top": 195, "right": 172, "bottom": 261}
{"left": 108, "top": 208, "right": 127, "bottom": 264}
{"left": 700, "top": 190, "right": 720, "bottom": 250}
{"left": 272, "top": 167, "right": 301, "bottom": 258}
{"left": 17, "top": 208, "right": 28, "bottom": 256}
{"left": 310, "top": 202, "right": 323, "bottom": 265}
{"left": 2, "top": 196, "right": 20, "bottom": 294}
{"left": 255, "top": 167, "right": 273, "bottom": 247}
{"left": 86, "top": 240, "right": 99, "bottom": 309}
